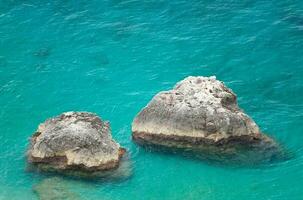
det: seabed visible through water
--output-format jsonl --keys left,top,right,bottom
{"left": 0, "top": 0, "right": 303, "bottom": 199}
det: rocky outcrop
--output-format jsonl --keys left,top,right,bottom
{"left": 132, "top": 76, "right": 283, "bottom": 164}
{"left": 28, "top": 112, "right": 125, "bottom": 172}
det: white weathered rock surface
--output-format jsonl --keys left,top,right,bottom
{"left": 28, "top": 112, "right": 125, "bottom": 171}
{"left": 132, "top": 76, "right": 281, "bottom": 162}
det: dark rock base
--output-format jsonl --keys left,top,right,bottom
{"left": 28, "top": 147, "right": 126, "bottom": 172}
{"left": 26, "top": 150, "right": 132, "bottom": 180}
{"left": 132, "top": 131, "right": 289, "bottom": 166}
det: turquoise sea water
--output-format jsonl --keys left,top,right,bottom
{"left": 1, "top": 0, "right": 303, "bottom": 199}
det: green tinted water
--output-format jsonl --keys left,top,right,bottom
{"left": 0, "top": 0, "right": 303, "bottom": 199}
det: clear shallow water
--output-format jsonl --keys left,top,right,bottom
{"left": 0, "top": 0, "right": 303, "bottom": 199}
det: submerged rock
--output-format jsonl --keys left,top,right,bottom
{"left": 28, "top": 112, "right": 125, "bottom": 172}
{"left": 33, "top": 177, "right": 81, "bottom": 200}
{"left": 132, "top": 76, "right": 284, "bottom": 164}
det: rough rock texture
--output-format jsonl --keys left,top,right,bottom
{"left": 132, "top": 76, "right": 282, "bottom": 163}
{"left": 28, "top": 112, "right": 125, "bottom": 172}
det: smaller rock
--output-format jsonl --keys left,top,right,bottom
{"left": 27, "top": 112, "right": 125, "bottom": 172}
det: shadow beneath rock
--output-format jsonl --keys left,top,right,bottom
{"left": 134, "top": 139, "right": 292, "bottom": 169}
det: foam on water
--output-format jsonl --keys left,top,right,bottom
{"left": 0, "top": 0, "right": 303, "bottom": 199}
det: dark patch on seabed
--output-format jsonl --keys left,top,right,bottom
{"left": 33, "top": 47, "right": 51, "bottom": 58}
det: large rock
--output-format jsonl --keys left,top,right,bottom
{"left": 28, "top": 112, "right": 125, "bottom": 172}
{"left": 132, "top": 76, "right": 283, "bottom": 164}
